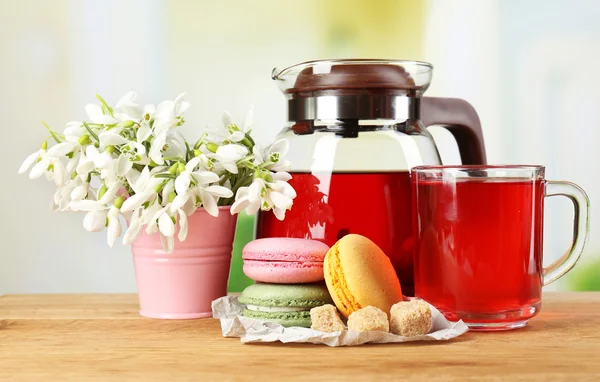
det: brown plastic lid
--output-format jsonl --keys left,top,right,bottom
{"left": 287, "top": 63, "right": 421, "bottom": 96}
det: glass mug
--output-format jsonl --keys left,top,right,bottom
{"left": 412, "top": 165, "right": 590, "bottom": 330}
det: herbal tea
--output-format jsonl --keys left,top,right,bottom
{"left": 256, "top": 171, "right": 416, "bottom": 295}
{"left": 413, "top": 177, "right": 545, "bottom": 325}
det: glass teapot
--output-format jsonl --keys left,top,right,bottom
{"left": 256, "top": 59, "right": 486, "bottom": 295}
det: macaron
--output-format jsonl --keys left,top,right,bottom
{"left": 324, "top": 234, "right": 403, "bottom": 319}
{"left": 242, "top": 238, "right": 330, "bottom": 283}
{"left": 238, "top": 282, "right": 333, "bottom": 327}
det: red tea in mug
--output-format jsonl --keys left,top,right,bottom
{"left": 414, "top": 178, "right": 544, "bottom": 318}
{"left": 412, "top": 165, "right": 589, "bottom": 330}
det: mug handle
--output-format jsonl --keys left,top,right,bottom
{"left": 543, "top": 181, "right": 591, "bottom": 286}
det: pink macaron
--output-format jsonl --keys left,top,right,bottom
{"left": 242, "top": 238, "right": 330, "bottom": 284}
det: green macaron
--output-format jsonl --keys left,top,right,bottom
{"left": 238, "top": 282, "right": 333, "bottom": 328}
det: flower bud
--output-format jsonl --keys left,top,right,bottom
{"left": 78, "top": 134, "right": 91, "bottom": 145}
{"left": 114, "top": 196, "right": 125, "bottom": 209}
{"left": 123, "top": 120, "right": 135, "bottom": 128}
{"left": 193, "top": 149, "right": 201, "bottom": 157}
{"left": 154, "top": 181, "right": 166, "bottom": 193}
{"left": 106, "top": 145, "right": 115, "bottom": 154}
{"left": 241, "top": 137, "right": 253, "bottom": 148}
{"left": 168, "top": 163, "right": 179, "bottom": 175}
{"left": 177, "top": 162, "right": 186, "bottom": 173}
{"left": 41, "top": 140, "right": 48, "bottom": 150}
{"left": 206, "top": 143, "right": 218, "bottom": 153}
{"left": 98, "top": 184, "right": 108, "bottom": 200}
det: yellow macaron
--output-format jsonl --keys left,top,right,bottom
{"left": 324, "top": 234, "right": 403, "bottom": 319}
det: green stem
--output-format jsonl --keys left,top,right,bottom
{"left": 236, "top": 154, "right": 255, "bottom": 165}
{"left": 219, "top": 168, "right": 253, "bottom": 206}
{"left": 219, "top": 173, "right": 231, "bottom": 187}
{"left": 86, "top": 171, "right": 100, "bottom": 184}
{"left": 259, "top": 161, "right": 275, "bottom": 169}
{"left": 41, "top": 121, "right": 63, "bottom": 143}
{"left": 194, "top": 133, "right": 208, "bottom": 150}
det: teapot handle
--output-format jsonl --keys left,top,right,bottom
{"left": 420, "top": 97, "right": 487, "bottom": 165}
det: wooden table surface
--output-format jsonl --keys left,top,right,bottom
{"left": 1, "top": 292, "right": 599, "bottom": 381}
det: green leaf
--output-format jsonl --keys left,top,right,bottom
{"left": 163, "top": 156, "right": 186, "bottom": 162}
{"left": 185, "top": 141, "right": 191, "bottom": 161}
{"left": 154, "top": 173, "right": 176, "bottom": 179}
{"left": 82, "top": 121, "right": 100, "bottom": 142}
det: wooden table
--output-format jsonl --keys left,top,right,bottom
{"left": 1, "top": 293, "right": 599, "bottom": 381}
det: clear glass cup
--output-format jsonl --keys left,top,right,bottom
{"left": 412, "top": 165, "right": 590, "bottom": 330}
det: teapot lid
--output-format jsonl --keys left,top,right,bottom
{"left": 273, "top": 59, "right": 433, "bottom": 97}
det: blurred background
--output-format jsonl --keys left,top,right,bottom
{"left": 2, "top": 0, "right": 599, "bottom": 293}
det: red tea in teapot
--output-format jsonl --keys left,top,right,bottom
{"left": 257, "top": 59, "right": 488, "bottom": 297}
{"left": 256, "top": 171, "right": 416, "bottom": 294}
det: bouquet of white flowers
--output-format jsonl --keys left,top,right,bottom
{"left": 19, "top": 91, "right": 296, "bottom": 252}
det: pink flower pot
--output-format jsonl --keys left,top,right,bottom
{"left": 131, "top": 206, "right": 238, "bottom": 319}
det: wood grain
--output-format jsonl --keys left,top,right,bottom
{"left": 1, "top": 293, "right": 599, "bottom": 381}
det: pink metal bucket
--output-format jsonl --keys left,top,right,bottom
{"left": 132, "top": 206, "right": 238, "bottom": 319}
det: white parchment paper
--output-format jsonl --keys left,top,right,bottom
{"left": 211, "top": 296, "right": 469, "bottom": 347}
